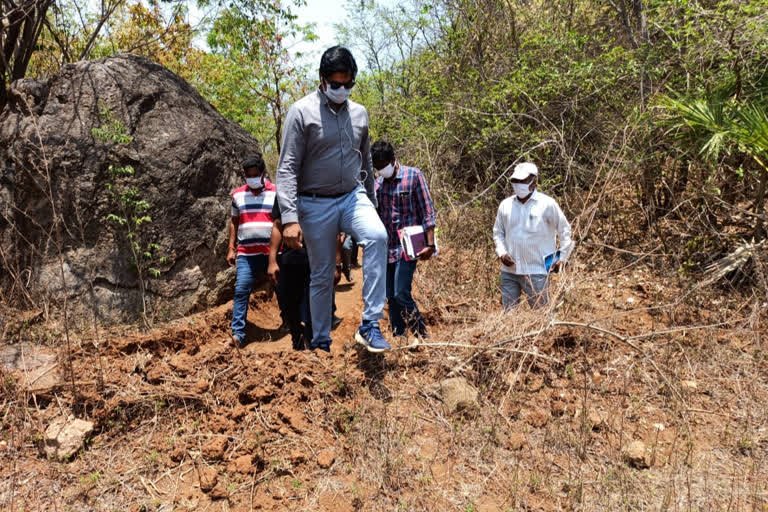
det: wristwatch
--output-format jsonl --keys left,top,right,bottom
{"left": 426, "top": 244, "right": 436, "bottom": 249}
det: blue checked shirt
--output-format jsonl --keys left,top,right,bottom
{"left": 375, "top": 165, "right": 437, "bottom": 263}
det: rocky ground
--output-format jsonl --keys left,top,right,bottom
{"left": 1, "top": 249, "right": 767, "bottom": 511}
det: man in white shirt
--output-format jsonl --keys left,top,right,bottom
{"left": 492, "top": 162, "right": 574, "bottom": 309}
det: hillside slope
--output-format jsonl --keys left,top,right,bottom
{"left": 1, "top": 257, "right": 767, "bottom": 511}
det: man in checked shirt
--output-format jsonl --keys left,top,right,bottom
{"left": 373, "top": 141, "right": 437, "bottom": 339}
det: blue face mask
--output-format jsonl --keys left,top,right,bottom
{"left": 246, "top": 177, "right": 264, "bottom": 191}
{"left": 324, "top": 84, "right": 351, "bottom": 104}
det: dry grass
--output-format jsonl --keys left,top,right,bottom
{"left": 1, "top": 235, "right": 767, "bottom": 511}
{"left": 399, "top": 233, "right": 767, "bottom": 511}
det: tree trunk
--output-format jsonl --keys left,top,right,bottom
{"left": 0, "top": 0, "right": 53, "bottom": 112}
{"left": 754, "top": 165, "right": 767, "bottom": 240}
{"left": 640, "top": 165, "right": 657, "bottom": 223}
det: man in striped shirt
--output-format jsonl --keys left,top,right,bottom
{"left": 492, "top": 162, "right": 574, "bottom": 309}
{"left": 228, "top": 155, "right": 276, "bottom": 347}
{"left": 373, "top": 141, "right": 437, "bottom": 338}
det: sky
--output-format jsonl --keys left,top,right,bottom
{"left": 290, "top": 0, "right": 347, "bottom": 68}
{"left": 292, "top": 0, "right": 404, "bottom": 71}
{"left": 188, "top": 0, "right": 396, "bottom": 70}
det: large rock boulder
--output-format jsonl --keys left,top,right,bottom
{"left": 0, "top": 54, "right": 261, "bottom": 321}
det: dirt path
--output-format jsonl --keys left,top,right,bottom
{"left": 241, "top": 268, "right": 364, "bottom": 357}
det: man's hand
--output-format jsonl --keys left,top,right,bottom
{"left": 416, "top": 246, "right": 436, "bottom": 261}
{"left": 227, "top": 248, "right": 237, "bottom": 266}
{"left": 500, "top": 254, "right": 514, "bottom": 267}
{"left": 283, "top": 222, "right": 303, "bottom": 249}
{"left": 551, "top": 261, "right": 566, "bottom": 273}
{"left": 268, "top": 260, "right": 280, "bottom": 285}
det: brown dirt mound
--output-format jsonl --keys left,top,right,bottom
{"left": 1, "top": 264, "right": 767, "bottom": 511}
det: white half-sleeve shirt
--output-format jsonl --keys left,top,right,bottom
{"left": 492, "top": 190, "right": 574, "bottom": 275}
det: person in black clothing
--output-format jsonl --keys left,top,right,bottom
{"left": 269, "top": 202, "right": 342, "bottom": 351}
{"left": 340, "top": 233, "right": 356, "bottom": 282}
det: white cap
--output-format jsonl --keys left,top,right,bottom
{"left": 510, "top": 162, "right": 538, "bottom": 180}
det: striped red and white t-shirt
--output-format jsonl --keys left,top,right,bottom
{"left": 231, "top": 180, "right": 276, "bottom": 256}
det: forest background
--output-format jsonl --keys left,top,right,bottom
{"left": 3, "top": 0, "right": 768, "bottom": 291}
{"left": 2, "top": 1, "right": 768, "bottom": 509}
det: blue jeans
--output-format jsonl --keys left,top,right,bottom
{"left": 298, "top": 186, "right": 388, "bottom": 346}
{"left": 231, "top": 254, "right": 269, "bottom": 341}
{"left": 500, "top": 272, "right": 549, "bottom": 310}
{"left": 386, "top": 258, "right": 426, "bottom": 337}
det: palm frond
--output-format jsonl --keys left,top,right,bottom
{"left": 700, "top": 239, "right": 767, "bottom": 286}
{"left": 657, "top": 93, "right": 734, "bottom": 160}
{"left": 735, "top": 103, "right": 768, "bottom": 156}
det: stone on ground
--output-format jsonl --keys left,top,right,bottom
{"left": 623, "top": 440, "right": 649, "bottom": 469}
{"left": 0, "top": 343, "right": 61, "bottom": 392}
{"left": 439, "top": 377, "right": 479, "bottom": 416}
{"left": 44, "top": 416, "right": 94, "bottom": 460}
{"left": 317, "top": 448, "right": 336, "bottom": 469}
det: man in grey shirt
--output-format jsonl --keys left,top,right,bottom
{"left": 276, "top": 46, "right": 391, "bottom": 353}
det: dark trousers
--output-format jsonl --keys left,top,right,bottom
{"left": 342, "top": 235, "right": 359, "bottom": 266}
{"left": 385, "top": 258, "right": 427, "bottom": 337}
{"left": 276, "top": 258, "right": 338, "bottom": 350}
{"left": 276, "top": 260, "right": 312, "bottom": 349}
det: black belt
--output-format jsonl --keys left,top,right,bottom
{"left": 299, "top": 190, "right": 350, "bottom": 199}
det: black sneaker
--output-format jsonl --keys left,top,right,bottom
{"left": 310, "top": 340, "right": 331, "bottom": 352}
{"left": 292, "top": 335, "right": 308, "bottom": 351}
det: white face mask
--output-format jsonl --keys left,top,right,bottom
{"left": 324, "top": 84, "right": 351, "bottom": 104}
{"left": 378, "top": 163, "right": 395, "bottom": 179}
{"left": 246, "top": 177, "right": 264, "bottom": 191}
{"left": 513, "top": 182, "right": 532, "bottom": 199}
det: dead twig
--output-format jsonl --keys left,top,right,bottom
{"left": 552, "top": 321, "right": 685, "bottom": 403}
{"left": 390, "top": 341, "right": 561, "bottom": 363}
{"left": 428, "top": 316, "right": 712, "bottom": 405}
{"left": 232, "top": 337, "right": 247, "bottom": 370}
{"left": 28, "top": 381, "right": 98, "bottom": 395}
{"left": 443, "top": 319, "right": 555, "bottom": 377}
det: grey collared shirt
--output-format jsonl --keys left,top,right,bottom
{"left": 276, "top": 89, "right": 375, "bottom": 225}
